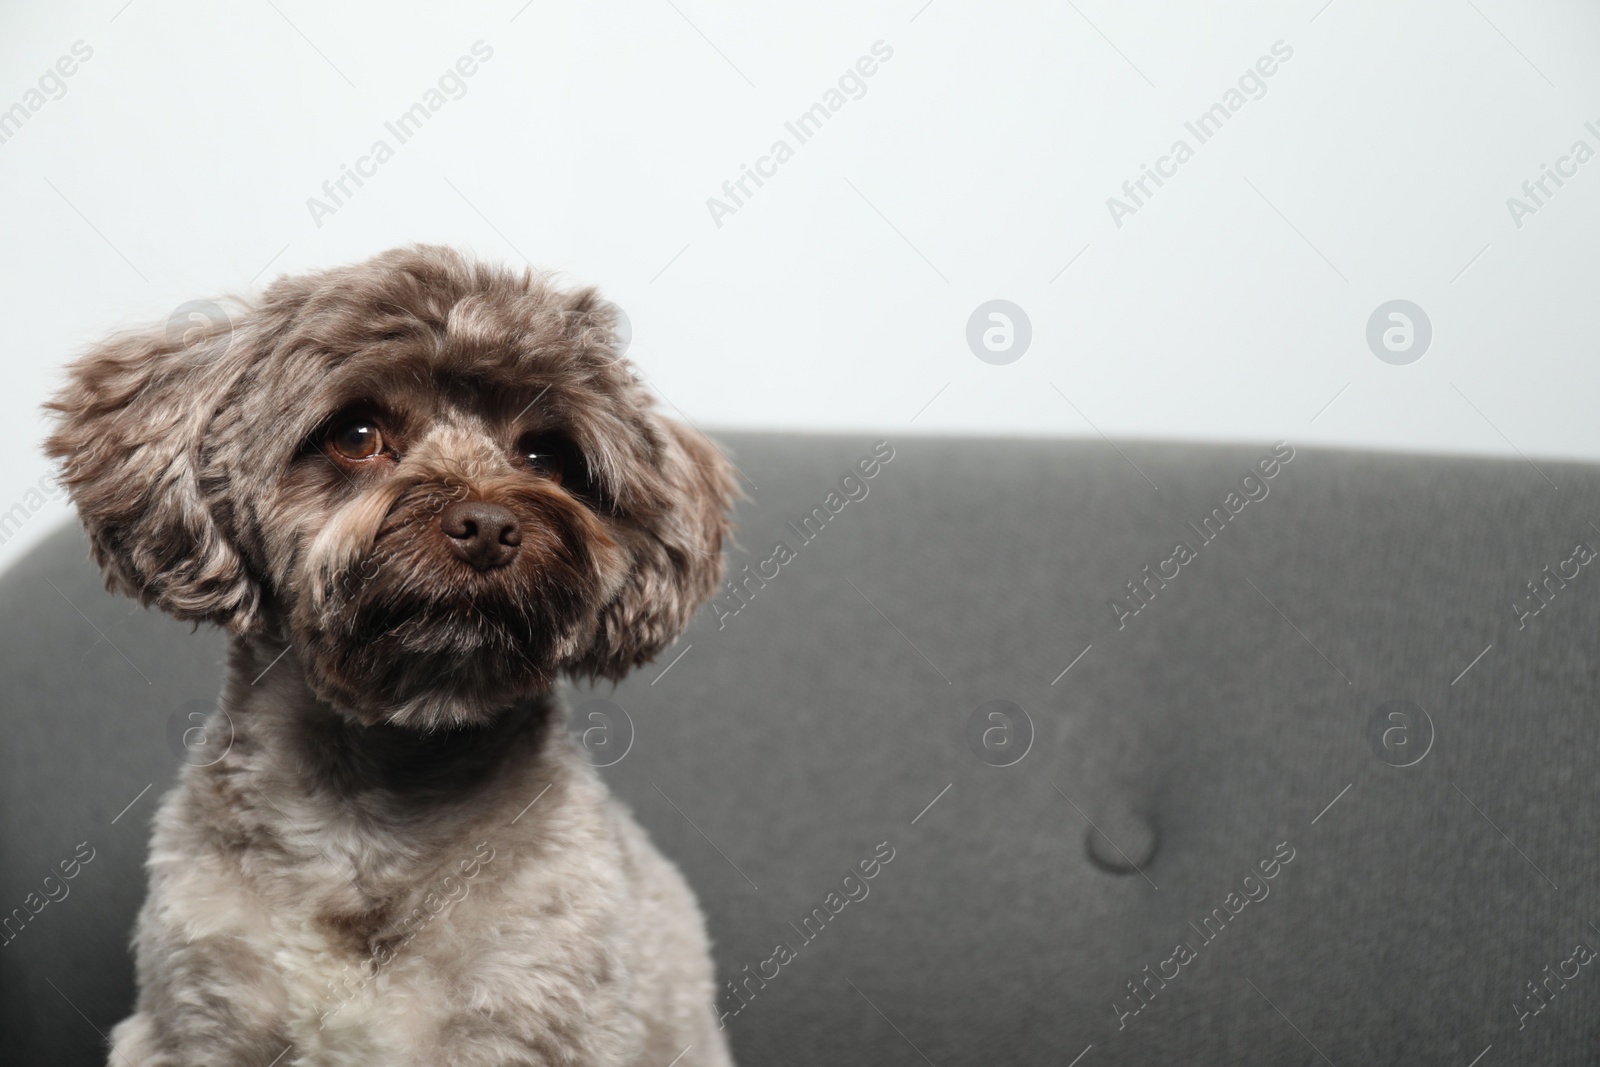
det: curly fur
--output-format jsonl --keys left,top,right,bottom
{"left": 44, "top": 245, "right": 738, "bottom": 1066}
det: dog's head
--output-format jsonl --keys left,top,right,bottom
{"left": 45, "top": 245, "right": 735, "bottom": 727}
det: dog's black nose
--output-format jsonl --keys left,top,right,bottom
{"left": 440, "top": 501, "right": 521, "bottom": 570}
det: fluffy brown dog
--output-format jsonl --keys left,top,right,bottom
{"left": 45, "top": 246, "right": 738, "bottom": 1066}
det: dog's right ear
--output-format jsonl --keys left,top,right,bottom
{"left": 44, "top": 308, "right": 261, "bottom": 633}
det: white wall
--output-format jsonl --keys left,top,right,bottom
{"left": 3, "top": 0, "right": 1598, "bottom": 569}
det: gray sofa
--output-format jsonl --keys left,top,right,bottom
{"left": 4, "top": 433, "right": 1598, "bottom": 1065}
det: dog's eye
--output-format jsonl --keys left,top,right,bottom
{"left": 516, "top": 433, "right": 568, "bottom": 484}
{"left": 328, "top": 419, "right": 384, "bottom": 461}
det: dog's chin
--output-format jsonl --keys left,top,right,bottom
{"left": 295, "top": 606, "right": 583, "bottom": 730}
{"left": 302, "top": 640, "right": 552, "bottom": 729}
{"left": 331, "top": 671, "right": 544, "bottom": 729}
{"left": 343, "top": 679, "right": 533, "bottom": 731}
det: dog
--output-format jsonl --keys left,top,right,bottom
{"left": 45, "top": 245, "right": 739, "bottom": 1067}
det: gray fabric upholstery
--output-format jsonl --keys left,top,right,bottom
{"left": 4, "top": 433, "right": 1599, "bottom": 1065}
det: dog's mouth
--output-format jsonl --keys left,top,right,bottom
{"left": 288, "top": 485, "right": 620, "bottom": 727}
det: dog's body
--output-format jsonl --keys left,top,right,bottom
{"left": 114, "top": 644, "right": 729, "bottom": 1067}
{"left": 46, "top": 247, "right": 737, "bottom": 1066}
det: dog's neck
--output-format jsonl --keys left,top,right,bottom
{"left": 184, "top": 636, "right": 572, "bottom": 932}
{"left": 214, "top": 635, "right": 559, "bottom": 817}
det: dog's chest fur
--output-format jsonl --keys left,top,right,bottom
{"left": 131, "top": 680, "right": 678, "bottom": 1065}
{"left": 252, "top": 812, "right": 480, "bottom": 1061}
{"left": 158, "top": 769, "right": 533, "bottom": 1062}
{"left": 263, "top": 894, "right": 422, "bottom": 1065}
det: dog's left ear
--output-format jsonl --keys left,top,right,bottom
{"left": 573, "top": 421, "right": 736, "bottom": 680}
{"left": 44, "top": 310, "right": 262, "bottom": 634}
